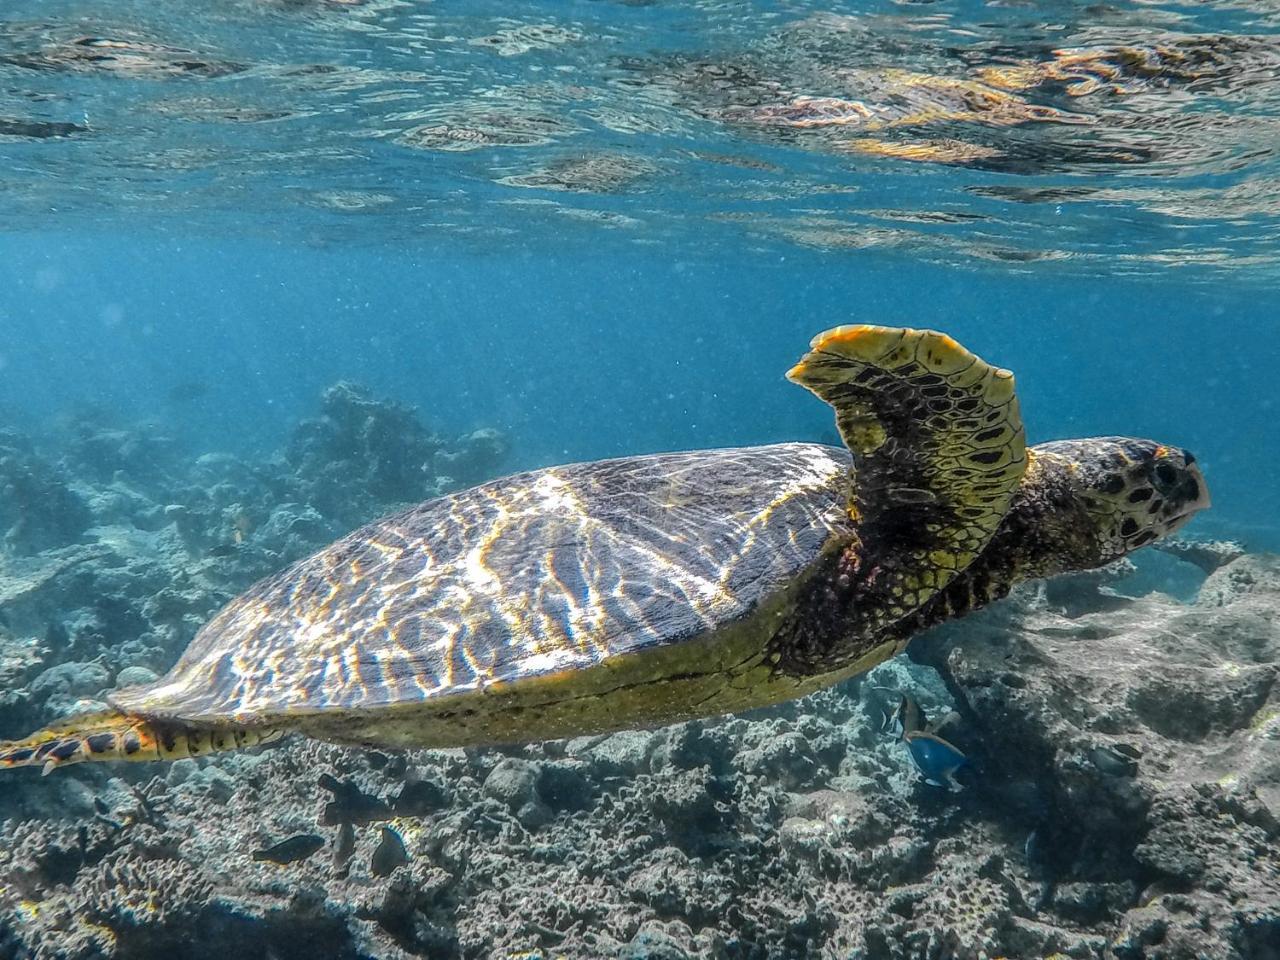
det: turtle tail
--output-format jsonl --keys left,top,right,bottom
{"left": 0, "top": 710, "right": 283, "bottom": 775}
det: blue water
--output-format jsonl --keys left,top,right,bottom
{"left": 2, "top": 0, "right": 1279, "bottom": 544}
{"left": 2, "top": 234, "right": 1274, "bottom": 546}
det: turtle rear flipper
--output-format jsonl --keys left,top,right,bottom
{"left": 0, "top": 710, "right": 280, "bottom": 774}
{"left": 788, "top": 325, "right": 1026, "bottom": 633}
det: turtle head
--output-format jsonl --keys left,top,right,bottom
{"left": 1033, "top": 437, "right": 1210, "bottom": 564}
{"left": 899, "top": 436, "right": 1210, "bottom": 636}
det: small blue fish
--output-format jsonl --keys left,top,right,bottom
{"left": 904, "top": 730, "right": 966, "bottom": 790}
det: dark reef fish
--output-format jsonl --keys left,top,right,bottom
{"left": 251, "top": 833, "right": 325, "bottom": 864}
{"left": 319, "top": 772, "right": 392, "bottom": 825}
{"left": 874, "top": 688, "right": 925, "bottom": 741}
{"left": 0, "top": 325, "right": 1209, "bottom": 776}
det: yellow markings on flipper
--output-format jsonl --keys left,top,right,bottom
{"left": 984, "top": 368, "right": 1017, "bottom": 404}
{"left": 922, "top": 335, "right": 977, "bottom": 374}
{"left": 786, "top": 325, "right": 1027, "bottom": 643}
{"left": 793, "top": 325, "right": 906, "bottom": 368}
{"left": 0, "top": 709, "right": 279, "bottom": 774}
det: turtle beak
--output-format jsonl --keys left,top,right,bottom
{"left": 1186, "top": 457, "right": 1210, "bottom": 512}
{"left": 1166, "top": 451, "right": 1210, "bottom": 533}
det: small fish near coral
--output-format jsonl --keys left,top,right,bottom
{"left": 251, "top": 833, "right": 325, "bottom": 865}
{"left": 873, "top": 687, "right": 968, "bottom": 789}
{"left": 904, "top": 730, "right": 967, "bottom": 791}
{"left": 874, "top": 687, "right": 926, "bottom": 741}
{"left": 0, "top": 325, "right": 1209, "bottom": 777}
{"left": 371, "top": 825, "right": 410, "bottom": 878}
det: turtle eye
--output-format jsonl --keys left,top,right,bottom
{"left": 1151, "top": 461, "right": 1179, "bottom": 494}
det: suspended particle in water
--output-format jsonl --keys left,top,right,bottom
{"left": 35, "top": 267, "right": 62, "bottom": 292}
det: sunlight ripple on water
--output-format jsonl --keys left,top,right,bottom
{"left": 1, "top": 0, "right": 1280, "bottom": 276}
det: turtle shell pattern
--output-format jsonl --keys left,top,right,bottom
{"left": 112, "top": 442, "right": 853, "bottom": 724}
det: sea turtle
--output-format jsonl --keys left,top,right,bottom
{"left": 0, "top": 325, "right": 1209, "bottom": 774}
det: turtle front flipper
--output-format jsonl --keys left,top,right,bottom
{"left": 0, "top": 710, "right": 282, "bottom": 775}
{"left": 788, "top": 325, "right": 1026, "bottom": 638}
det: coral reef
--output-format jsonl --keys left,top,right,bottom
{"left": 279, "top": 382, "right": 509, "bottom": 528}
{"left": 0, "top": 394, "right": 1275, "bottom": 958}
{"left": 0, "top": 431, "right": 91, "bottom": 556}
{"left": 912, "top": 554, "right": 1280, "bottom": 960}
